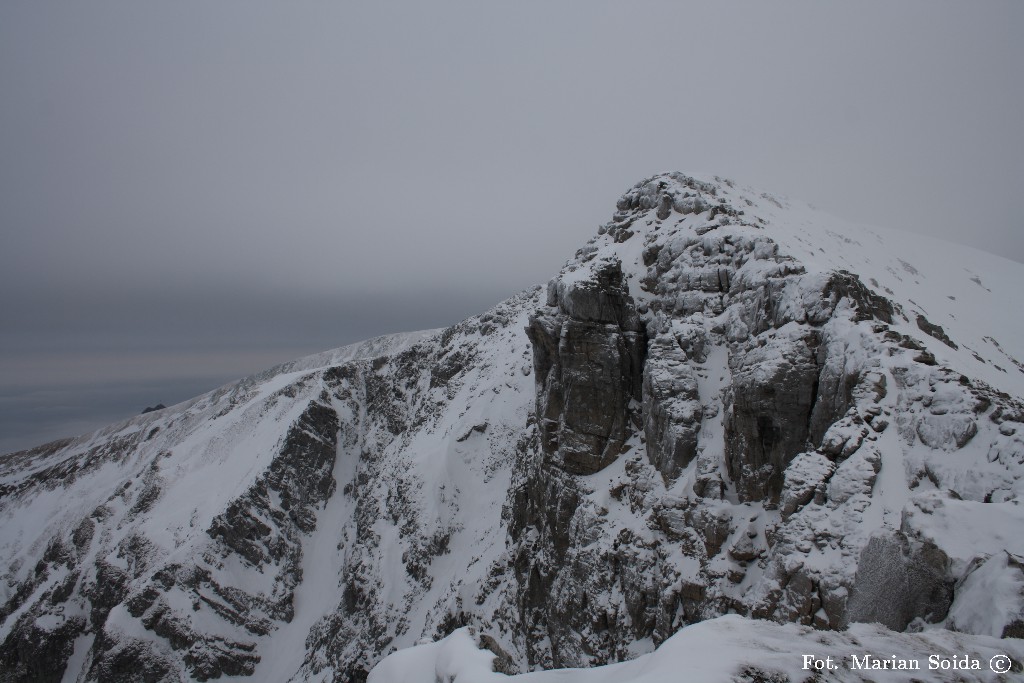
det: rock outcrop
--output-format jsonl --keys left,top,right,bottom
{"left": 642, "top": 335, "right": 701, "bottom": 480}
{"left": 505, "top": 173, "right": 1024, "bottom": 668}
{"left": 526, "top": 256, "right": 646, "bottom": 476}
{"left": 724, "top": 331, "right": 821, "bottom": 502}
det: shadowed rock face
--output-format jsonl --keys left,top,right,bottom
{"left": 514, "top": 257, "right": 652, "bottom": 666}
{"left": 724, "top": 333, "right": 821, "bottom": 503}
{"left": 527, "top": 257, "right": 646, "bottom": 476}
{"left": 0, "top": 614, "right": 86, "bottom": 683}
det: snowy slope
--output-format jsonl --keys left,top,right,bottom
{"left": 2, "top": 172, "right": 1023, "bottom": 682}
{"left": 726, "top": 185, "right": 1024, "bottom": 397}
{"left": 0, "top": 287, "right": 548, "bottom": 681}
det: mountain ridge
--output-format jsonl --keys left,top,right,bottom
{"left": 2, "top": 173, "right": 1023, "bottom": 682}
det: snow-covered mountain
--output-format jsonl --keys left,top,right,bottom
{"left": 2, "top": 173, "right": 1023, "bottom": 682}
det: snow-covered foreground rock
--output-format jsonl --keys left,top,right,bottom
{"left": 370, "top": 616, "right": 1024, "bottom": 683}
{"left": 2, "top": 173, "right": 1023, "bottom": 681}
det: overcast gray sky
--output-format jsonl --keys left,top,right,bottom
{"left": 1, "top": 1, "right": 1022, "bottom": 453}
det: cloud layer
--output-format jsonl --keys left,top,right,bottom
{"left": 1, "top": 1, "right": 1021, "bottom": 452}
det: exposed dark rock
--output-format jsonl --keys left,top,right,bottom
{"left": 845, "top": 533, "right": 953, "bottom": 630}
{"left": 207, "top": 399, "right": 339, "bottom": 563}
{"left": 725, "top": 334, "right": 820, "bottom": 502}
{"left": 480, "top": 633, "right": 519, "bottom": 674}
{"left": 687, "top": 506, "right": 733, "bottom": 558}
{"left": 642, "top": 336, "right": 701, "bottom": 480}
{"left": 84, "top": 560, "right": 131, "bottom": 626}
{"left": 1004, "top": 621, "right": 1024, "bottom": 639}
{"left": 527, "top": 257, "right": 646, "bottom": 476}
{"left": 183, "top": 637, "right": 259, "bottom": 680}
{"left": 87, "top": 632, "right": 177, "bottom": 683}
{"left": 916, "top": 314, "right": 958, "bottom": 349}
{"left": 809, "top": 336, "right": 863, "bottom": 446}
{"left": 822, "top": 271, "right": 894, "bottom": 324}
{"left": 0, "top": 614, "right": 86, "bottom": 683}
{"left": 72, "top": 517, "right": 96, "bottom": 553}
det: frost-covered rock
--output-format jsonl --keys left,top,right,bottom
{"left": 845, "top": 532, "right": 953, "bottom": 630}
{"left": 947, "top": 551, "right": 1024, "bottom": 638}
{"left": 642, "top": 335, "right": 701, "bottom": 480}
{"left": 780, "top": 451, "right": 834, "bottom": 519}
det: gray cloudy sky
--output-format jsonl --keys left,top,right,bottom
{"left": 1, "top": 1, "right": 1022, "bottom": 453}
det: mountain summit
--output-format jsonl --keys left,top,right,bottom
{"left": 2, "top": 173, "right": 1023, "bottom": 682}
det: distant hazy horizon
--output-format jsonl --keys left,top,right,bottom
{"left": 0, "top": 286, "right": 512, "bottom": 454}
{"left": 2, "top": 1, "right": 1021, "bottom": 454}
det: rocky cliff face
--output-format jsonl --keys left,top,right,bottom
{"left": 2, "top": 173, "right": 1024, "bottom": 681}
{"left": 509, "top": 174, "right": 1024, "bottom": 668}
{"left": 526, "top": 257, "right": 646, "bottom": 477}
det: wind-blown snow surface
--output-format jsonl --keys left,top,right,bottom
{"left": 370, "top": 617, "right": 1024, "bottom": 683}
{"left": 1, "top": 173, "right": 1023, "bottom": 682}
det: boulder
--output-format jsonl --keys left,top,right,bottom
{"left": 845, "top": 533, "right": 953, "bottom": 630}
